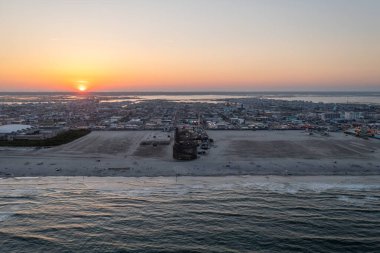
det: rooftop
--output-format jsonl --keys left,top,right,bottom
{"left": 0, "top": 124, "right": 34, "bottom": 134}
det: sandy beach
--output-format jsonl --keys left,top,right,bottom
{"left": 1, "top": 130, "right": 379, "bottom": 177}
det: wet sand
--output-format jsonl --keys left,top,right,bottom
{"left": 1, "top": 130, "right": 379, "bottom": 177}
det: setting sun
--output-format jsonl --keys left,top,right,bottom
{"left": 78, "top": 85, "right": 87, "bottom": 92}
{"left": 76, "top": 80, "right": 88, "bottom": 92}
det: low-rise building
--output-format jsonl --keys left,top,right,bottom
{"left": 321, "top": 112, "right": 341, "bottom": 121}
{"left": 0, "top": 124, "right": 38, "bottom": 141}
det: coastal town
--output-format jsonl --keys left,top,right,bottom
{"left": 1, "top": 93, "right": 379, "bottom": 173}
{"left": 1, "top": 94, "right": 379, "bottom": 141}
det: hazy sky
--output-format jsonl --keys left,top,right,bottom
{"left": 0, "top": 0, "right": 379, "bottom": 91}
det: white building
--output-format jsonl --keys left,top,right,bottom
{"left": 0, "top": 124, "right": 38, "bottom": 140}
{"left": 127, "top": 118, "right": 143, "bottom": 126}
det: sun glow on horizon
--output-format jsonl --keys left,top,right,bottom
{"left": 76, "top": 80, "right": 89, "bottom": 92}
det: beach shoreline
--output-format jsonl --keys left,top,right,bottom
{"left": 1, "top": 130, "right": 379, "bottom": 178}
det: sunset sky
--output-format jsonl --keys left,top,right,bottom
{"left": 0, "top": 0, "right": 379, "bottom": 92}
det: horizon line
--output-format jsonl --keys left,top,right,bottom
{"left": 0, "top": 90, "right": 379, "bottom": 93}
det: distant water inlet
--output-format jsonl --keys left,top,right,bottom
{"left": 1, "top": 176, "right": 380, "bottom": 253}
{"left": 1, "top": 92, "right": 379, "bottom": 105}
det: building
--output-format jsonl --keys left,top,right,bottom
{"left": 173, "top": 128, "right": 198, "bottom": 160}
{"left": 0, "top": 124, "right": 38, "bottom": 140}
{"left": 321, "top": 112, "right": 341, "bottom": 121}
{"left": 344, "top": 112, "right": 362, "bottom": 121}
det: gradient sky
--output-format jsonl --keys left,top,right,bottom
{"left": 0, "top": 0, "right": 379, "bottom": 91}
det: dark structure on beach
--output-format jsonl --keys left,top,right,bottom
{"left": 173, "top": 128, "right": 198, "bottom": 160}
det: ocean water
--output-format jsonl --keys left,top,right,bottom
{"left": 266, "top": 94, "right": 380, "bottom": 105}
{"left": 1, "top": 176, "right": 380, "bottom": 253}
{"left": 1, "top": 91, "right": 379, "bottom": 105}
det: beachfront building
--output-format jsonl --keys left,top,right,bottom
{"left": 173, "top": 128, "right": 198, "bottom": 160}
{"left": 0, "top": 124, "right": 66, "bottom": 141}
{"left": 0, "top": 124, "right": 38, "bottom": 141}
